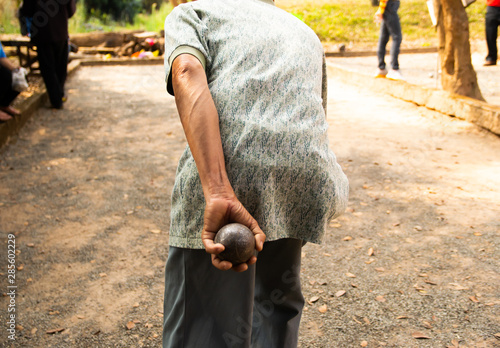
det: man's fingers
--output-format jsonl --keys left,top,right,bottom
{"left": 211, "top": 255, "right": 232, "bottom": 271}
{"left": 255, "top": 234, "right": 266, "bottom": 252}
{"left": 203, "top": 238, "right": 225, "bottom": 254}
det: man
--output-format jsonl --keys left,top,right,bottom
{"left": 375, "top": 0, "right": 404, "bottom": 80}
{"left": 20, "top": 0, "right": 76, "bottom": 109}
{"left": 162, "top": 0, "right": 349, "bottom": 347}
{"left": 485, "top": 0, "right": 500, "bottom": 66}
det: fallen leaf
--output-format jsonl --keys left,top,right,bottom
{"left": 31, "top": 328, "right": 38, "bottom": 335}
{"left": 419, "top": 273, "right": 429, "bottom": 277}
{"left": 16, "top": 325, "right": 24, "bottom": 331}
{"left": 133, "top": 302, "right": 140, "bottom": 308}
{"left": 318, "top": 304, "right": 328, "bottom": 313}
{"left": 422, "top": 321, "right": 433, "bottom": 329}
{"left": 367, "top": 247, "right": 374, "bottom": 256}
{"left": 450, "top": 339, "right": 460, "bottom": 347}
{"left": 76, "top": 315, "right": 85, "bottom": 319}
{"left": 17, "top": 265, "right": 24, "bottom": 271}
{"left": 412, "top": 332, "right": 431, "bottom": 339}
{"left": 360, "top": 341, "right": 368, "bottom": 347}
{"left": 150, "top": 229, "right": 161, "bottom": 234}
{"left": 335, "top": 290, "right": 346, "bottom": 297}
{"left": 126, "top": 321, "right": 135, "bottom": 330}
{"left": 374, "top": 267, "right": 385, "bottom": 272}
{"left": 365, "top": 259, "right": 375, "bottom": 264}
{"left": 309, "top": 296, "right": 320, "bottom": 303}
{"left": 397, "top": 316, "right": 408, "bottom": 319}
{"left": 48, "top": 311, "right": 59, "bottom": 315}
{"left": 346, "top": 272, "right": 356, "bottom": 278}
{"left": 27, "top": 243, "right": 35, "bottom": 247}
{"left": 343, "top": 236, "right": 353, "bottom": 241}
{"left": 46, "top": 328, "right": 65, "bottom": 334}
{"left": 99, "top": 273, "right": 107, "bottom": 278}
{"left": 375, "top": 295, "right": 386, "bottom": 302}
{"left": 469, "top": 296, "right": 479, "bottom": 303}
{"left": 494, "top": 333, "right": 500, "bottom": 338}
{"left": 363, "top": 317, "right": 370, "bottom": 325}
{"left": 424, "top": 280, "right": 437, "bottom": 285}
{"left": 414, "top": 225, "right": 423, "bottom": 231}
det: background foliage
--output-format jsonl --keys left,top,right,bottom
{"left": 0, "top": 0, "right": 489, "bottom": 46}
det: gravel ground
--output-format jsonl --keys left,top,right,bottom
{"left": 0, "top": 64, "right": 499, "bottom": 348}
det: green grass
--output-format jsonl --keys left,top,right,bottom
{"left": 0, "top": 0, "right": 22, "bottom": 34}
{"left": 1, "top": 0, "right": 488, "bottom": 47}
{"left": 281, "top": 0, "right": 487, "bottom": 46}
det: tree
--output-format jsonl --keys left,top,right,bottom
{"left": 435, "top": 0, "right": 484, "bottom": 101}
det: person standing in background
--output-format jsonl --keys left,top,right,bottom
{"left": 484, "top": 0, "right": 500, "bottom": 66}
{"left": 20, "top": 0, "right": 76, "bottom": 109}
{"left": 375, "top": 0, "right": 404, "bottom": 80}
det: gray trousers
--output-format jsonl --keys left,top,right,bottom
{"left": 163, "top": 238, "right": 304, "bottom": 348}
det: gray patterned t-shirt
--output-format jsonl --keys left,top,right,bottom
{"left": 164, "top": 0, "right": 349, "bottom": 249}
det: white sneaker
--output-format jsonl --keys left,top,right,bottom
{"left": 375, "top": 68, "right": 388, "bottom": 78}
{"left": 386, "top": 69, "right": 405, "bottom": 81}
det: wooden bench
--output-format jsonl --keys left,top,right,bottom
{"left": 1, "top": 37, "right": 39, "bottom": 72}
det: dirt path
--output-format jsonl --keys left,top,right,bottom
{"left": 0, "top": 64, "right": 499, "bottom": 348}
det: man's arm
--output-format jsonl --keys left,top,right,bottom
{"left": 171, "top": 53, "right": 265, "bottom": 272}
{"left": 68, "top": 0, "right": 77, "bottom": 18}
{"left": 0, "top": 57, "right": 18, "bottom": 71}
{"left": 375, "top": 0, "right": 388, "bottom": 23}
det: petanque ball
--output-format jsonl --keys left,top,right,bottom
{"left": 214, "top": 223, "right": 255, "bottom": 265}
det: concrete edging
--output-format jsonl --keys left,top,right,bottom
{"left": 327, "top": 63, "right": 500, "bottom": 136}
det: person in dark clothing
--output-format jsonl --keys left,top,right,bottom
{"left": 20, "top": 0, "right": 76, "bottom": 109}
{"left": 0, "top": 42, "right": 21, "bottom": 122}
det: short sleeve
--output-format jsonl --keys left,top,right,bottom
{"left": 0, "top": 42, "right": 6, "bottom": 59}
{"left": 164, "top": 5, "right": 210, "bottom": 95}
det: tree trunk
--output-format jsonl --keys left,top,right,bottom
{"left": 436, "top": 0, "right": 484, "bottom": 101}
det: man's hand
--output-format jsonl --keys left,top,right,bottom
{"left": 202, "top": 193, "right": 265, "bottom": 272}
{"left": 374, "top": 10, "right": 383, "bottom": 24}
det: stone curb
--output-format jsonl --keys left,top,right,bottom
{"left": 327, "top": 62, "right": 500, "bottom": 136}
{"left": 0, "top": 60, "right": 80, "bottom": 150}
{"left": 325, "top": 46, "right": 437, "bottom": 58}
{"left": 0, "top": 57, "right": 164, "bottom": 150}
